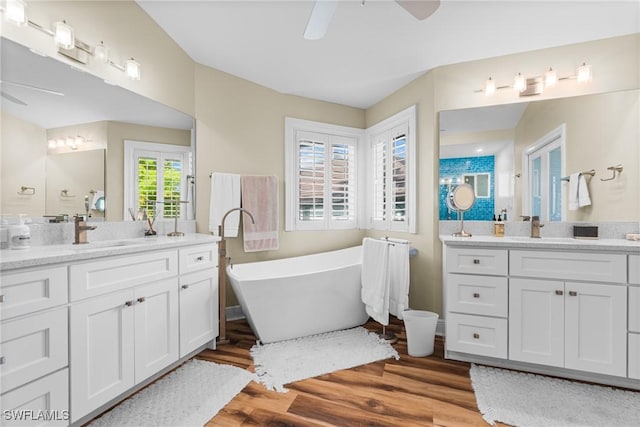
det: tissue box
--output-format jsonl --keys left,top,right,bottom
{"left": 573, "top": 225, "right": 598, "bottom": 240}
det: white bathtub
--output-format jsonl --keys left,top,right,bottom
{"left": 226, "top": 245, "right": 369, "bottom": 343}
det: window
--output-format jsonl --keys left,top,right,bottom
{"left": 124, "top": 140, "right": 193, "bottom": 220}
{"left": 463, "top": 173, "right": 491, "bottom": 198}
{"left": 367, "top": 105, "right": 416, "bottom": 233}
{"left": 285, "top": 118, "right": 363, "bottom": 231}
{"left": 522, "top": 125, "right": 565, "bottom": 222}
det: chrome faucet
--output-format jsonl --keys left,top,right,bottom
{"left": 530, "top": 215, "right": 544, "bottom": 238}
{"left": 73, "top": 214, "right": 97, "bottom": 244}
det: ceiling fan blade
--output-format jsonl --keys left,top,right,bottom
{"left": 395, "top": 0, "right": 440, "bottom": 20}
{"left": 1, "top": 91, "right": 28, "bottom": 106}
{"left": 0, "top": 80, "right": 64, "bottom": 96}
{"left": 304, "top": 1, "right": 338, "bottom": 40}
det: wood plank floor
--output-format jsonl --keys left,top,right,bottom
{"left": 196, "top": 318, "right": 505, "bottom": 427}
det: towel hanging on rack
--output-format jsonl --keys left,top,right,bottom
{"left": 361, "top": 238, "right": 391, "bottom": 326}
{"left": 241, "top": 175, "right": 279, "bottom": 252}
{"left": 209, "top": 173, "right": 241, "bottom": 236}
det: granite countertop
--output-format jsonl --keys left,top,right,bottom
{"left": 0, "top": 233, "right": 220, "bottom": 271}
{"left": 440, "top": 234, "right": 640, "bottom": 253}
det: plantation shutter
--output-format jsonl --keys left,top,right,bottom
{"left": 391, "top": 132, "right": 407, "bottom": 222}
{"left": 372, "top": 138, "right": 387, "bottom": 222}
{"left": 298, "top": 136, "right": 326, "bottom": 221}
{"left": 330, "top": 140, "right": 355, "bottom": 221}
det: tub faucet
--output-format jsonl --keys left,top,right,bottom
{"left": 73, "top": 214, "right": 97, "bottom": 244}
{"left": 530, "top": 215, "right": 544, "bottom": 238}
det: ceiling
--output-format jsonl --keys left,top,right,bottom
{"left": 137, "top": 0, "right": 640, "bottom": 110}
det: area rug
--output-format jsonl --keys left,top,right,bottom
{"left": 250, "top": 326, "right": 399, "bottom": 392}
{"left": 470, "top": 364, "right": 640, "bottom": 427}
{"left": 89, "top": 359, "right": 255, "bottom": 426}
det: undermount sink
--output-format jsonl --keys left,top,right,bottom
{"left": 72, "top": 239, "right": 146, "bottom": 250}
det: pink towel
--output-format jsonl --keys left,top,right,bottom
{"left": 241, "top": 175, "right": 279, "bottom": 252}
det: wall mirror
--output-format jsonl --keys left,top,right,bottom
{"left": 0, "top": 37, "right": 195, "bottom": 221}
{"left": 439, "top": 89, "right": 640, "bottom": 222}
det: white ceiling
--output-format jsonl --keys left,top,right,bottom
{"left": 137, "top": 0, "right": 640, "bottom": 109}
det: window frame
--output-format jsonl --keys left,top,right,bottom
{"left": 284, "top": 118, "right": 365, "bottom": 231}
{"left": 366, "top": 105, "right": 417, "bottom": 233}
{"left": 124, "top": 140, "right": 193, "bottom": 221}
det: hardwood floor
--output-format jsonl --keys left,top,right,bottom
{"left": 196, "top": 318, "right": 501, "bottom": 427}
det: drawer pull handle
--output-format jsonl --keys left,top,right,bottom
{"left": 0, "top": 295, "right": 5, "bottom": 303}
{"left": 196, "top": 256, "right": 204, "bottom": 262}
{"left": 568, "top": 291, "right": 578, "bottom": 297}
{"left": 473, "top": 259, "right": 480, "bottom": 264}
{"left": 473, "top": 333, "right": 480, "bottom": 339}
{"left": 137, "top": 297, "right": 146, "bottom": 303}
{"left": 0, "top": 356, "right": 5, "bottom": 365}
{"left": 181, "top": 285, "right": 190, "bottom": 290}
{"left": 124, "top": 300, "right": 135, "bottom": 307}
{"left": 555, "top": 290, "right": 564, "bottom": 296}
{"left": 473, "top": 293, "right": 480, "bottom": 298}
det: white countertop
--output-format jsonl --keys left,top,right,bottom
{"left": 440, "top": 234, "right": 640, "bottom": 253}
{"left": 0, "top": 233, "right": 220, "bottom": 271}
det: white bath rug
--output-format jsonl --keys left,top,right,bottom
{"left": 88, "top": 359, "right": 254, "bottom": 427}
{"left": 250, "top": 326, "right": 399, "bottom": 392}
{"left": 470, "top": 364, "right": 640, "bottom": 427}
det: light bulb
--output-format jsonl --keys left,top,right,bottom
{"left": 484, "top": 77, "right": 496, "bottom": 96}
{"left": 94, "top": 41, "right": 109, "bottom": 64}
{"left": 545, "top": 67, "right": 557, "bottom": 87}
{"left": 513, "top": 73, "right": 526, "bottom": 93}
{"left": 125, "top": 58, "right": 140, "bottom": 80}
{"left": 54, "top": 20, "right": 74, "bottom": 50}
{"left": 577, "top": 62, "right": 592, "bottom": 83}
{"left": 5, "top": 0, "right": 27, "bottom": 26}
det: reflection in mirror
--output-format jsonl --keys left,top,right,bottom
{"left": 0, "top": 37, "right": 195, "bottom": 221}
{"left": 439, "top": 89, "right": 640, "bottom": 222}
{"left": 447, "top": 183, "right": 476, "bottom": 237}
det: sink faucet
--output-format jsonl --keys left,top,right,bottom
{"left": 74, "top": 214, "right": 97, "bottom": 244}
{"left": 530, "top": 215, "right": 544, "bottom": 238}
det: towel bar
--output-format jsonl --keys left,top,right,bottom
{"left": 560, "top": 169, "right": 595, "bottom": 182}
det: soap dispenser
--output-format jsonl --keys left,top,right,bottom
{"left": 9, "top": 214, "right": 30, "bottom": 249}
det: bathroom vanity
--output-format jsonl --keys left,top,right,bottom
{"left": 0, "top": 234, "right": 218, "bottom": 425}
{"left": 442, "top": 235, "right": 640, "bottom": 390}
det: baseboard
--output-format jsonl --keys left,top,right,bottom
{"left": 436, "top": 319, "right": 445, "bottom": 336}
{"left": 226, "top": 305, "right": 246, "bottom": 321}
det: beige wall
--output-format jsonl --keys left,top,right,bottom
{"left": 1, "top": 112, "right": 47, "bottom": 216}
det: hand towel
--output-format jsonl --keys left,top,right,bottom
{"left": 387, "top": 239, "right": 410, "bottom": 320}
{"left": 568, "top": 172, "right": 580, "bottom": 211}
{"left": 577, "top": 174, "right": 592, "bottom": 208}
{"left": 241, "top": 175, "right": 279, "bottom": 252}
{"left": 361, "top": 238, "right": 390, "bottom": 326}
{"left": 209, "top": 173, "right": 241, "bottom": 236}
{"left": 90, "top": 190, "right": 104, "bottom": 210}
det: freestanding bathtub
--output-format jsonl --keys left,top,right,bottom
{"left": 226, "top": 245, "right": 369, "bottom": 343}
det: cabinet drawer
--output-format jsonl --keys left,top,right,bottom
{"left": 446, "top": 274, "right": 508, "bottom": 317}
{"left": 1, "top": 368, "right": 69, "bottom": 426}
{"left": 446, "top": 313, "right": 507, "bottom": 359}
{"left": 630, "top": 333, "right": 640, "bottom": 380}
{"left": 630, "top": 255, "right": 640, "bottom": 285}
{"left": 69, "top": 250, "right": 178, "bottom": 301}
{"left": 179, "top": 244, "right": 216, "bottom": 275}
{"left": 510, "top": 250, "right": 626, "bottom": 283}
{"left": 630, "top": 286, "right": 640, "bottom": 333}
{"left": 1, "top": 307, "right": 68, "bottom": 393}
{"left": 0, "top": 266, "right": 68, "bottom": 320}
{"left": 446, "top": 247, "right": 508, "bottom": 276}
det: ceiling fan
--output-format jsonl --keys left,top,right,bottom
{"left": 304, "top": 0, "right": 441, "bottom": 40}
{"left": 0, "top": 80, "right": 64, "bottom": 106}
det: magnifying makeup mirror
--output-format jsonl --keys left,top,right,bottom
{"left": 447, "top": 183, "right": 476, "bottom": 237}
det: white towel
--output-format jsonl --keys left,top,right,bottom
{"left": 90, "top": 190, "right": 104, "bottom": 210}
{"left": 241, "top": 175, "right": 279, "bottom": 252}
{"left": 578, "top": 174, "right": 592, "bottom": 208}
{"left": 209, "top": 173, "right": 241, "bottom": 236}
{"left": 568, "top": 172, "right": 580, "bottom": 211}
{"left": 388, "top": 240, "right": 410, "bottom": 320}
{"left": 361, "top": 238, "right": 390, "bottom": 326}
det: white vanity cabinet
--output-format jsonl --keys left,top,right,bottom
{"left": 629, "top": 255, "right": 640, "bottom": 379}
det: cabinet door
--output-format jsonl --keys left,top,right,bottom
{"left": 134, "top": 278, "right": 179, "bottom": 383}
{"left": 179, "top": 268, "right": 218, "bottom": 357}
{"left": 509, "top": 278, "right": 564, "bottom": 367}
{"left": 564, "top": 281, "right": 627, "bottom": 377}
{"left": 70, "top": 289, "right": 135, "bottom": 422}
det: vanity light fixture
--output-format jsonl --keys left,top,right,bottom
{"left": 577, "top": 62, "right": 592, "bottom": 82}
{"left": 545, "top": 67, "right": 557, "bottom": 87}
{"left": 484, "top": 77, "right": 496, "bottom": 96}
{"left": 125, "top": 58, "right": 141, "bottom": 80}
{"left": 53, "top": 20, "right": 74, "bottom": 50}
{"left": 94, "top": 41, "right": 109, "bottom": 64}
{"left": 513, "top": 73, "right": 527, "bottom": 93}
{"left": 47, "top": 139, "right": 57, "bottom": 149}
{"left": 4, "top": 0, "right": 27, "bottom": 26}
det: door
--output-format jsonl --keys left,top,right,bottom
{"left": 509, "top": 278, "right": 564, "bottom": 367}
{"left": 70, "top": 289, "right": 135, "bottom": 422}
{"left": 179, "top": 268, "right": 218, "bottom": 357}
{"left": 134, "top": 278, "right": 179, "bottom": 383}
{"left": 564, "top": 281, "right": 627, "bottom": 377}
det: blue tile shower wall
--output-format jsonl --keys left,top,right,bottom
{"left": 439, "top": 156, "right": 495, "bottom": 221}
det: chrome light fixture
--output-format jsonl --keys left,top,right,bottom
{"left": 5, "top": 0, "right": 27, "bottom": 26}
{"left": 54, "top": 20, "right": 74, "bottom": 49}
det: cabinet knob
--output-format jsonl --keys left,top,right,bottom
{"left": 473, "top": 259, "right": 480, "bottom": 264}
{"left": 0, "top": 294, "right": 5, "bottom": 303}
{"left": 568, "top": 291, "right": 578, "bottom": 297}
{"left": 473, "top": 333, "right": 480, "bottom": 339}
{"left": 181, "top": 285, "right": 189, "bottom": 290}
{"left": 473, "top": 293, "right": 480, "bottom": 298}
{"left": 124, "top": 300, "right": 135, "bottom": 307}
{"left": 195, "top": 256, "right": 204, "bottom": 262}
{"left": 137, "top": 297, "right": 146, "bottom": 303}
{"left": 0, "top": 356, "right": 5, "bottom": 365}
{"left": 555, "top": 290, "right": 564, "bottom": 296}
